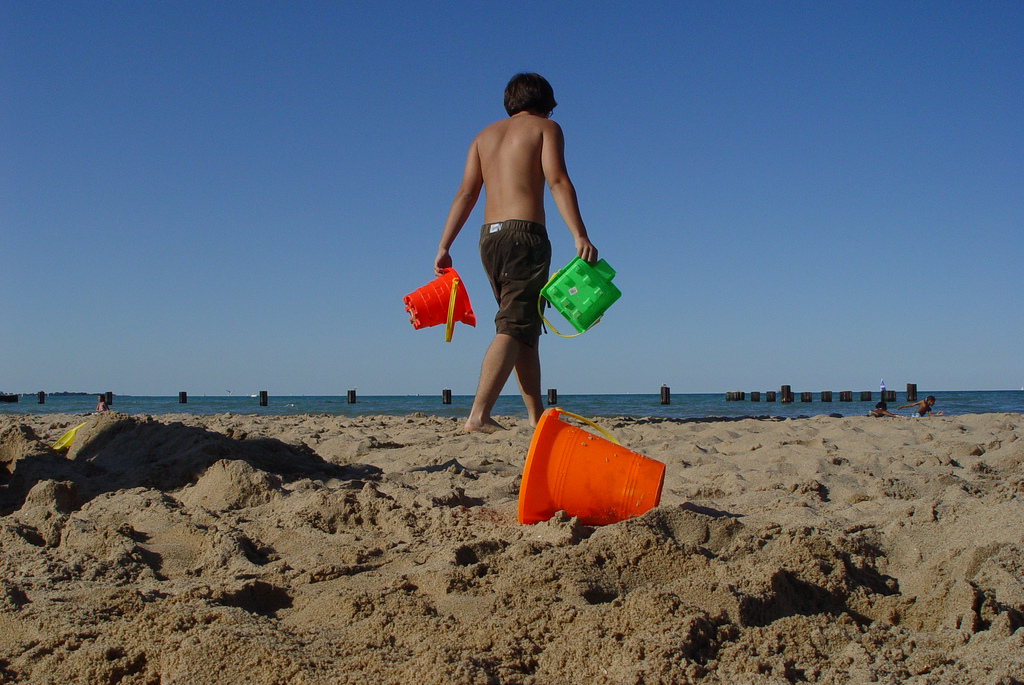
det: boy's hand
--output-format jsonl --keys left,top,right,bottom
{"left": 434, "top": 248, "right": 453, "bottom": 276}
{"left": 575, "top": 237, "right": 598, "bottom": 263}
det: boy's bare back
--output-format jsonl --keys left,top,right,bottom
{"left": 473, "top": 112, "right": 556, "bottom": 225}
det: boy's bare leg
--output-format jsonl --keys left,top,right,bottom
{"left": 512, "top": 343, "right": 544, "bottom": 426}
{"left": 465, "top": 334, "right": 521, "bottom": 433}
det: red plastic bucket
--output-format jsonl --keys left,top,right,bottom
{"left": 404, "top": 268, "right": 476, "bottom": 340}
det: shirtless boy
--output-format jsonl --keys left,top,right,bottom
{"left": 434, "top": 73, "right": 598, "bottom": 433}
{"left": 898, "top": 396, "right": 944, "bottom": 417}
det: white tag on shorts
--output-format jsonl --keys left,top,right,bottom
{"left": 489, "top": 223, "right": 502, "bottom": 233}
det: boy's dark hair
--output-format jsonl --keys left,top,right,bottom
{"left": 875, "top": 401, "right": 887, "bottom": 409}
{"left": 504, "top": 73, "right": 557, "bottom": 117}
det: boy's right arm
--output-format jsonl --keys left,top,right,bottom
{"left": 541, "top": 121, "right": 598, "bottom": 263}
{"left": 435, "top": 140, "right": 483, "bottom": 275}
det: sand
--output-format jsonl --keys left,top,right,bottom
{"left": 1, "top": 409, "right": 1022, "bottom": 684}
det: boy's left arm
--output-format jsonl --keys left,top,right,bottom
{"left": 435, "top": 140, "right": 484, "bottom": 275}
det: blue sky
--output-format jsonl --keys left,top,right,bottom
{"left": 2, "top": 1, "right": 1021, "bottom": 396}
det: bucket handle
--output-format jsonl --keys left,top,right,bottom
{"left": 537, "top": 273, "right": 601, "bottom": 339}
{"left": 444, "top": 277, "right": 459, "bottom": 342}
{"left": 555, "top": 409, "right": 620, "bottom": 445}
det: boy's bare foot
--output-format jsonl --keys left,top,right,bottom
{"left": 464, "top": 417, "right": 505, "bottom": 433}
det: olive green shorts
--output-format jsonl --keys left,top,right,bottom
{"left": 479, "top": 220, "right": 552, "bottom": 347}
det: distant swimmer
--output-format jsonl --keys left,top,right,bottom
{"left": 899, "top": 396, "right": 943, "bottom": 417}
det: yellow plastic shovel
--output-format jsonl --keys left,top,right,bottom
{"left": 52, "top": 422, "right": 86, "bottom": 451}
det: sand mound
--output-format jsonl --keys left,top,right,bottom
{"left": 0, "top": 411, "right": 1022, "bottom": 683}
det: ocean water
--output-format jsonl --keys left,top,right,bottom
{"left": 2, "top": 390, "right": 1021, "bottom": 420}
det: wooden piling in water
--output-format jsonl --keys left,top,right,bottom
{"left": 259, "top": 391, "right": 268, "bottom": 407}
{"left": 821, "top": 391, "right": 832, "bottom": 402}
{"left": 801, "top": 392, "right": 813, "bottom": 402}
{"left": 179, "top": 392, "right": 187, "bottom": 404}
{"left": 547, "top": 389, "right": 557, "bottom": 405}
{"left": 660, "top": 385, "right": 670, "bottom": 405}
{"left": 347, "top": 390, "right": 356, "bottom": 404}
{"left": 37, "top": 391, "right": 45, "bottom": 404}
{"left": 781, "top": 385, "right": 793, "bottom": 403}
{"left": 766, "top": 391, "right": 776, "bottom": 402}
{"left": 860, "top": 391, "right": 872, "bottom": 401}
{"left": 442, "top": 388, "right": 452, "bottom": 404}
{"left": 750, "top": 391, "right": 760, "bottom": 402}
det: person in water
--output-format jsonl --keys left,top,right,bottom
{"left": 899, "top": 396, "right": 944, "bottom": 416}
{"left": 434, "top": 73, "right": 598, "bottom": 433}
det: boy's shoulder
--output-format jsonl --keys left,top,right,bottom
{"left": 475, "top": 114, "right": 559, "bottom": 144}
{"left": 486, "top": 112, "right": 560, "bottom": 130}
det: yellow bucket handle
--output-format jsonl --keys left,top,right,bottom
{"left": 556, "top": 409, "right": 620, "bottom": 445}
{"left": 537, "top": 272, "right": 600, "bottom": 339}
{"left": 445, "top": 277, "right": 459, "bottom": 342}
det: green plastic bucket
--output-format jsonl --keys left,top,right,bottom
{"left": 540, "top": 257, "right": 621, "bottom": 335}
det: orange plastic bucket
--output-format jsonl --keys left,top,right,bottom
{"left": 404, "top": 268, "right": 476, "bottom": 341}
{"left": 518, "top": 408, "right": 666, "bottom": 525}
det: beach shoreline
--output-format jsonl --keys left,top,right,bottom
{"left": 2, "top": 410, "right": 1022, "bottom": 683}
{"left": 3, "top": 389, "right": 1020, "bottom": 421}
